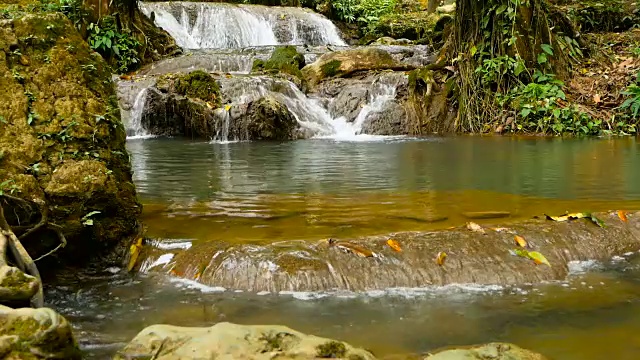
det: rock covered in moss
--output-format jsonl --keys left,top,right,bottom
{"left": 252, "top": 45, "right": 306, "bottom": 77}
{"left": 232, "top": 96, "right": 300, "bottom": 140}
{"left": 0, "top": 305, "right": 81, "bottom": 359}
{"left": 172, "top": 69, "right": 221, "bottom": 106}
{"left": 425, "top": 342, "right": 548, "bottom": 360}
{"left": 0, "top": 13, "right": 140, "bottom": 265}
{"left": 0, "top": 265, "right": 38, "bottom": 303}
{"left": 115, "top": 322, "right": 375, "bottom": 360}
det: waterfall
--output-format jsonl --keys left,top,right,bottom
{"left": 139, "top": 2, "right": 346, "bottom": 49}
{"left": 127, "top": 88, "right": 153, "bottom": 139}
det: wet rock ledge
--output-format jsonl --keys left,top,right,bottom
{"left": 140, "top": 211, "right": 640, "bottom": 292}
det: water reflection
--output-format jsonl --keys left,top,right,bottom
{"left": 126, "top": 137, "right": 640, "bottom": 202}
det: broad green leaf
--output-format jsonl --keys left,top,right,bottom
{"left": 537, "top": 53, "right": 547, "bottom": 64}
{"left": 588, "top": 214, "right": 606, "bottom": 228}
{"left": 541, "top": 44, "right": 554, "bottom": 56}
{"left": 470, "top": 45, "right": 477, "bottom": 57}
{"left": 495, "top": 4, "right": 507, "bottom": 14}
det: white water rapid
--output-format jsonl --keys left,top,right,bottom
{"left": 139, "top": 2, "right": 346, "bottom": 49}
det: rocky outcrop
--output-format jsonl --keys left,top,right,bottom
{"left": 0, "top": 13, "right": 140, "bottom": 266}
{"left": 116, "top": 322, "right": 375, "bottom": 360}
{"left": 0, "top": 306, "right": 81, "bottom": 359}
{"left": 138, "top": 211, "right": 640, "bottom": 292}
{"left": 235, "top": 96, "right": 300, "bottom": 140}
{"left": 137, "top": 71, "right": 301, "bottom": 140}
{"left": 425, "top": 342, "right": 547, "bottom": 360}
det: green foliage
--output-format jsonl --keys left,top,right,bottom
{"left": 498, "top": 71, "right": 597, "bottom": 135}
{"left": 332, "top": 0, "right": 396, "bottom": 33}
{"left": 87, "top": 16, "right": 141, "bottom": 73}
{"left": 0, "top": 180, "right": 19, "bottom": 196}
{"left": 618, "top": 72, "right": 640, "bottom": 133}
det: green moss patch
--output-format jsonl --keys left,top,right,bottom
{"left": 252, "top": 45, "right": 306, "bottom": 78}
{"left": 174, "top": 70, "right": 221, "bottom": 105}
{"left": 321, "top": 59, "right": 342, "bottom": 77}
{"left": 316, "top": 341, "right": 347, "bottom": 358}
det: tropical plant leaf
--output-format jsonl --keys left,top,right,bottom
{"left": 436, "top": 251, "right": 447, "bottom": 266}
{"left": 386, "top": 239, "right": 402, "bottom": 252}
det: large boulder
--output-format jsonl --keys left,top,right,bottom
{"left": 425, "top": 342, "right": 548, "bottom": 360}
{"left": 0, "top": 13, "right": 140, "bottom": 265}
{"left": 116, "top": 322, "right": 375, "bottom": 360}
{"left": 231, "top": 96, "right": 300, "bottom": 140}
{"left": 0, "top": 306, "right": 81, "bottom": 359}
{"left": 302, "top": 48, "right": 414, "bottom": 87}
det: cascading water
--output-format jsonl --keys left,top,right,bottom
{"left": 139, "top": 2, "right": 346, "bottom": 49}
{"left": 127, "top": 88, "right": 152, "bottom": 138}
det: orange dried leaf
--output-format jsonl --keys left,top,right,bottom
{"left": 436, "top": 251, "right": 447, "bottom": 266}
{"left": 593, "top": 93, "right": 601, "bottom": 104}
{"left": 386, "top": 239, "right": 402, "bottom": 252}
{"left": 618, "top": 210, "right": 628, "bottom": 222}
{"left": 514, "top": 235, "right": 528, "bottom": 248}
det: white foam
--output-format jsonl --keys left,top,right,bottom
{"left": 148, "top": 253, "right": 175, "bottom": 269}
{"left": 567, "top": 260, "right": 601, "bottom": 274}
{"left": 169, "top": 277, "right": 226, "bottom": 293}
{"left": 154, "top": 240, "right": 193, "bottom": 250}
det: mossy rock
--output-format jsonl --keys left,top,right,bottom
{"left": 236, "top": 96, "right": 300, "bottom": 140}
{"left": 424, "top": 342, "right": 548, "bottom": 360}
{"left": 173, "top": 70, "right": 221, "bottom": 106}
{"left": 0, "top": 13, "right": 141, "bottom": 267}
{"left": 302, "top": 48, "right": 414, "bottom": 88}
{"left": 370, "top": 12, "right": 441, "bottom": 41}
{"left": 0, "top": 266, "right": 38, "bottom": 303}
{"left": 0, "top": 305, "right": 82, "bottom": 359}
{"left": 252, "top": 45, "right": 306, "bottom": 79}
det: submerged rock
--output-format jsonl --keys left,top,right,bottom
{"left": 0, "top": 13, "right": 140, "bottom": 266}
{"left": 0, "top": 306, "right": 81, "bottom": 359}
{"left": 116, "top": 322, "right": 375, "bottom": 360}
{"left": 141, "top": 211, "right": 640, "bottom": 292}
{"left": 425, "top": 342, "right": 547, "bottom": 360}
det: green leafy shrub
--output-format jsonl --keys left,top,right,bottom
{"left": 252, "top": 46, "right": 305, "bottom": 78}
{"left": 87, "top": 16, "right": 141, "bottom": 73}
{"left": 332, "top": 0, "right": 397, "bottom": 33}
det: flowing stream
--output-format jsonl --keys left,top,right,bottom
{"left": 50, "top": 136, "right": 640, "bottom": 359}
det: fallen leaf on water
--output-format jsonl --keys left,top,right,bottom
{"left": 126, "top": 237, "right": 144, "bottom": 272}
{"left": 224, "top": 104, "right": 232, "bottom": 111}
{"left": 225, "top": 73, "right": 233, "bottom": 78}
{"left": 514, "top": 235, "right": 528, "bottom": 248}
{"left": 436, "top": 251, "right": 447, "bottom": 266}
{"left": 566, "top": 212, "right": 588, "bottom": 219}
{"left": 528, "top": 251, "right": 551, "bottom": 266}
{"left": 194, "top": 272, "right": 201, "bottom": 280}
{"left": 545, "top": 214, "right": 570, "bottom": 222}
{"left": 588, "top": 214, "right": 606, "bottom": 228}
{"left": 329, "top": 239, "right": 376, "bottom": 258}
{"left": 466, "top": 221, "right": 485, "bottom": 233}
{"left": 512, "top": 248, "right": 551, "bottom": 267}
{"left": 386, "top": 239, "right": 402, "bottom": 252}
{"left": 617, "top": 210, "right": 628, "bottom": 222}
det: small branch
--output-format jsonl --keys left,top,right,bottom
{"left": 18, "top": 204, "right": 47, "bottom": 241}
{"left": 34, "top": 227, "right": 67, "bottom": 262}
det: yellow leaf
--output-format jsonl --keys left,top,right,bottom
{"left": 127, "top": 244, "right": 140, "bottom": 272}
{"left": 470, "top": 45, "right": 477, "bottom": 57}
{"left": 206, "top": 102, "right": 214, "bottom": 109}
{"left": 528, "top": 251, "right": 551, "bottom": 266}
{"left": 466, "top": 221, "right": 485, "bottom": 233}
{"left": 194, "top": 272, "right": 201, "bottom": 280}
{"left": 224, "top": 104, "right": 232, "bottom": 111}
{"left": 435, "top": 251, "right": 447, "bottom": 266}
{"left": 514, "top": 235, "right": 527, "bottom": 248}
{"left": 566, "top": 212, "right": 588, "bottom": 219}
{"left": 386, "top": 239, "right": 402, "bottom": 252}
{"left": 618, "top": 210, "right": 628, "bottom": 222}
{"left": 545, "top": 214, "right": 570, "bottom": 221}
